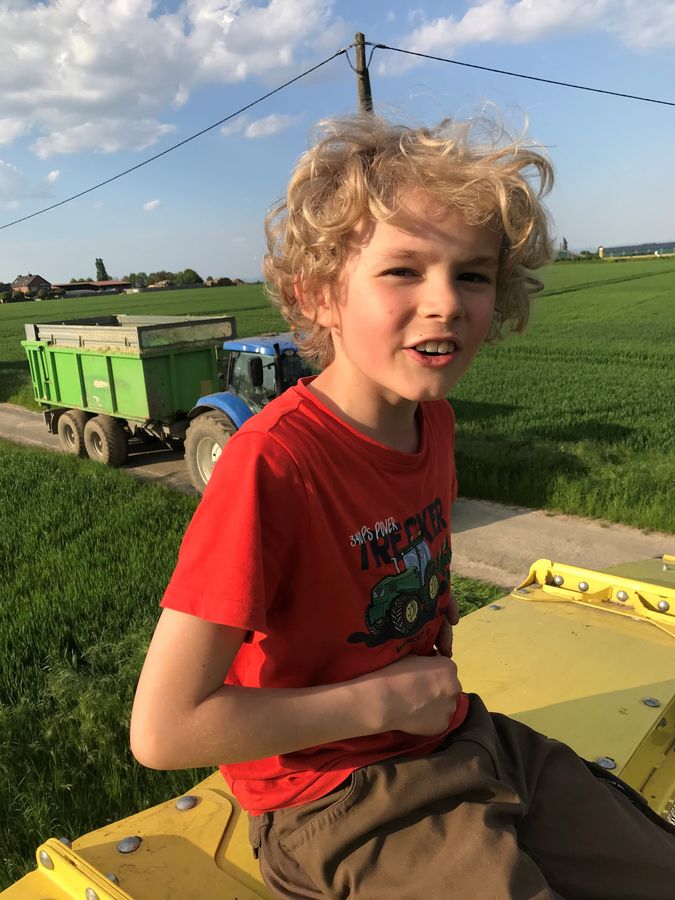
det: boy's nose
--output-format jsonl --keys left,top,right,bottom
{"left": 418, "top": 281, "right": 465, "bottom": 320}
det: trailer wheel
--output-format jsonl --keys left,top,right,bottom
{"left": 390, "top": 594, "right": 421, "bottom": 635}
{"left": 185, "top": 412, "right": 235, "bottom": 493}
{"left": 57, "top": 410, "right": 89, "bottom": 457}
{"left": 83, "top": 416, "right": 129, "bottom": 467}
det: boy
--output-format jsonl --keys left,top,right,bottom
{"left": 131, "top": 114, "right": 675, "bottom": 898}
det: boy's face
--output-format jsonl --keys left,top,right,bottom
{"left": 316, "top": 191, "right": 499, "bottom": 411}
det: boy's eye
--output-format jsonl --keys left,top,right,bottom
{"left": 382, "top": 267, "right": 418, "bottom": 277}
{"left": 459, "top": 272, "right": 492, "bottom": 284}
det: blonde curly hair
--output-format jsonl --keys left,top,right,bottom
{"left": 264, "top": 113, "right": 553, "bottom": 368}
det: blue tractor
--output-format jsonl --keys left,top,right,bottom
{"left": 185, "top": 333, "right": 313, "bottom": 492}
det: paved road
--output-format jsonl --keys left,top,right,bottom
{"left": 1, "top": 402, "right": 672, "bottom": 586}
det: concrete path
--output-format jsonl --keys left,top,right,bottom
{"left": 1, "top": 402, "right": 672, "bottom": 586}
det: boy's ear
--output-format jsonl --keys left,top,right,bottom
{"left": 294, "top": 275, "right": 336, "bottom": 329}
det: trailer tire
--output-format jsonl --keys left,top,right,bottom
{"left": 57, "top": 410, "right": 89, "bottom": 457}
{"left": 83, "top": 416, "right": 129, "bottom": 467}
{"left": 185, "top": 412, "right": 235, "bottom": 493}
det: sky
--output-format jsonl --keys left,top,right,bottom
{"left": 1, "top": 0, "right": 674, "bottom": 283}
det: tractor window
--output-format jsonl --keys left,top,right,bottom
{"left": 231, "top": 352, "right": 276, "bottom": 412}
{"left": 280, "top": 354, "right": 314, "bottom": 390}
{"left": 401, "top": 547, "right": 419, "bottom": 572}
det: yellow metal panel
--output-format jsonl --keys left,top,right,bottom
{"left": 453, "top": 591, "right": 675, "bottom": 774}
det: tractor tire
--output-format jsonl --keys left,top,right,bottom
{"left": 83, "top": 416, "right": 129, "bottom": 467}
{"left": 390, "top": 594, "right": 421, "bottom": 635}
{"left": 57, "top": 409, "right": 89, "bottom": 457}
{"left": 185, "top": 412, "right": 235, "bottom": 494}
{"left": 424, "top": 561, "right": 440, "bottom": 610}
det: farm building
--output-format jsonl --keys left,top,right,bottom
{"left": 51, "top": 279, "right": 131, "bottom": 295}
{"left": 598, "top": 240, "right": 675, "bottom": 258}
{"left": 11, "top": 274, "right": 51, "bottom": 294}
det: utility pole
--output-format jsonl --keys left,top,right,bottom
{"left": 354, "top": 32, "right": 373, "bottom": 112}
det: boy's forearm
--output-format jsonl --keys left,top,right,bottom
{"left": 132, "top": 653, "right": 460, "bottom": 770}
{"left": 135, "top": 677, "right": 381, "bottom": 770}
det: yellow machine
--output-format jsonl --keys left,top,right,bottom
{"left": 5, "top": 557, "right": 674, "bottom": 899}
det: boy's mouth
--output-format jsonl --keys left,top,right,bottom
{"left": 411, "top": 340, "right": 457, "bottom": 355}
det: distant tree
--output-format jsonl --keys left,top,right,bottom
{"left": 0, "top": 291, "right": 11, "bottom": 304}
{"left": 123, "top": 272, "right": 149, "bottom": 288}
{"left": 95, "top": 258, "right": 110, "bottom": 281}
{"left": 36, "top": 287, "right": 50, "bottom": 300}
{"left": 180, "top": 268, "right": 203, "bottom": 285}
{"left": 148, "top": 271, "right": 175, "bottom": 285}
{"left": 561, "top": 237, "right": 568, "bottom": 252}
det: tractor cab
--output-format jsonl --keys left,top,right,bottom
{"left": 222, "top": 334, "right": 314, "bottom": 414}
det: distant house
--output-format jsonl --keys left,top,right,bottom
{"left": 12, "top": 274, "right": 51, "bottom": 294}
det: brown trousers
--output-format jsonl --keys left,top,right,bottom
{"left": 249, "top": 695, "right": 675, "bottom": 899}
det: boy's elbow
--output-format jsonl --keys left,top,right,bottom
{"left": 130, "top": 709, "right": 180, "bottom": 770}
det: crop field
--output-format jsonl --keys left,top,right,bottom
{"left": 1, "top": 257, "right": 673, "bottom": 531}
{"left": 0, "top": 258, "right": 673, "bottom": 886}
{"left": 0, "top": 440, "right": 502, "bottom": 887}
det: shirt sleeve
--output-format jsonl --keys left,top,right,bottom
{"left": 160, "top": 429, "right": 306, "bottom": 634}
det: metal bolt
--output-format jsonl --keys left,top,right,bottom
{"left": 643, "top": 698, "right": 661, "bottom": 708}
{"left": 595, "top": 757, "right": 617, "bottom": 770}
{"left": 117, "top": 836, "right": 141, "bottom": 854}
{"left": 85, "top": 889, "right": 99, "bottom": 900}
{"left": 578, "top": 581, "right": 589, "bottom": 593}
{"left": 616, "top": 590, "right": 629, "bottom": 602}
{"left": 657, "top": 600, "right": 670, "bottom": 612}
{"left": 552, "top": 575, "right": 564, "bottom": 587}
{"left": 488, "top": 604, "right": 503, "bottom": 611}
{"left": 176, "top": 795, "right": 198, "bottom": 811}
{"left": 106, "top": 873, "right": 120, "bottom": 885}
{"left": 58, "top": 836, "right": 72, "bottom": 848}
{"left": 38, "top": 849, "right": 54, "bottom": 870}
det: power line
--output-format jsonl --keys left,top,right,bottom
{"left": 0, "top": 48, "right": 346, "bottom": 232}
{"left": 370, "top": 43, "right": 675, "bottom": 108}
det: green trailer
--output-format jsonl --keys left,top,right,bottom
{"left": 22, "top": 314, "right": 236, "bottom": 468}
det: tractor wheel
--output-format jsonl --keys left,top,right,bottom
{"left": 424, "top": 561, "right": 440, "bottom": 610}
{"left": 390, "top": 594, "right": 421, "bottom": 635}
{"left": 57, "top": 409, "right": 89, "bottom": 457}
{"left": 83, "top": 416, "right": 129, "bottom": 467}
{"left": 185, "top": 412, "right": 235, "bottom": 493}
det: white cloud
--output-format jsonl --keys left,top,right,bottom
{"left": 221, "top": 112, "right": 302, "bottom": 139}
{"left": 47, "top": 170, "right": 60, "bottom": 183}
{"left": 380, "top": 0, "right": 675, "bottom": 73}
{"left": 143, "top": 199, "right": 160, "bottom": 212}
{"left": 0, "top": 0, "right": 342, "bottom": 157}
{"left": 244, "top": 113, "right": 302, "bottom": 138}
{"left": 31, "top": 119, "right": 176, "bottom": 159}
{"left": 0, "top": 119, "right": 29, "bottom": 145}
{"left": 0, "top": 159, "right": 26, "bottom": 206}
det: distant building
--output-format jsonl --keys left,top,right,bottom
{"left": 598, "top": 241, "right": 675, "bottom": 258}
{"left": 12, "top": 274, "right": 51, "bottom": 294}
{"left": 51, "top": 279, "right": 131, "bottom": 296}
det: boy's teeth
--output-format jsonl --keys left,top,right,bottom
{"left": 415, "top": 341, "right": 455, "bottom": 354}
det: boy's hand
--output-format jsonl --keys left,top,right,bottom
{"left": 434, "top": 592, "right": 459, "bottom": 658}
{"left": 367, "top": 653, "right": 462, "bottom": 737}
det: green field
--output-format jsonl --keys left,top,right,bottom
{"left": 0, "top": 441, "right": 503, "bottom": 888}
{"left": 1, "top": 258, "right": 673, "bottom": 531}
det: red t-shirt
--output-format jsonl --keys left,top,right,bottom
{"left": 161, "top": 377, "right": 468, "bottom": 813}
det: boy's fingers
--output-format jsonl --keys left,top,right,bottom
{"left": 446, "top": 592, "right": 460, "bottom": 626}
{"left": 435, "top": 616, "right": 453, "bottom": 658}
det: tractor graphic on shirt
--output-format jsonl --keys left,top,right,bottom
{"left": 362, "top": 535, "right": 451, "bottom": 639}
